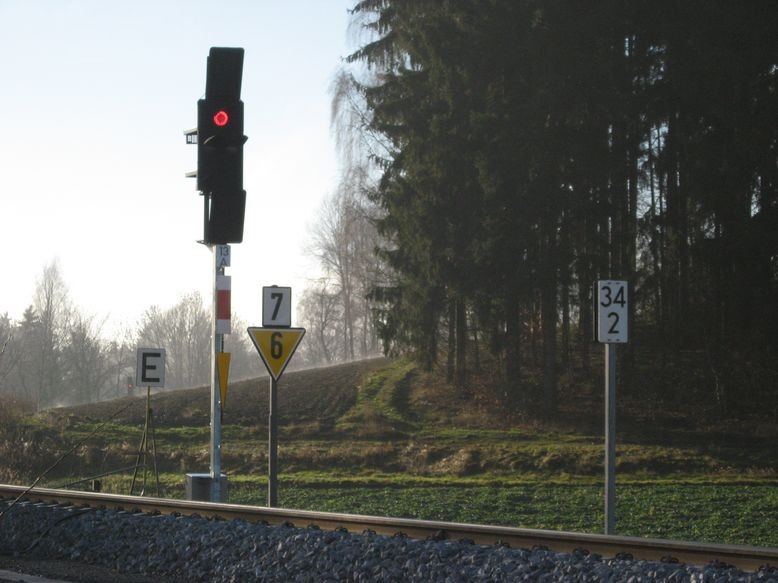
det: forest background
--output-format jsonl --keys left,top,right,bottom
{"left": 1, "top": 0, "right": 776, "bottom": 423}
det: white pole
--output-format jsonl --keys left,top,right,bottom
{"left": 605, "top": 342, "right": 616, "bottom": 534}
{"left": 210, "top": 245, "right": 223, "bottom": 502}
{"left": 268, "top": 377, "right": 278, "bottom": 507}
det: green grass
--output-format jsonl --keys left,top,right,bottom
{"left": 336, "top": 360, "right": 416, "bottom": 433}
{"left": 63, "top": 422, "right": 211, "bottom": 443}
{"left": 276, "top": 483, "right": 778, "bottom": 547}
{"left": 81, "top": 472, "right": 776, "bottom": 547}
{"left": 6, "top": 357, "right": 778, "bottom": 549}
{"left": 54, "top": 470, "right": 778, "bottom": 547}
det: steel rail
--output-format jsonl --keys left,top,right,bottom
{"left": 1, "top": 484, "right": 776, "bottom": 572}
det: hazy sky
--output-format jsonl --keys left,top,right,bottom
{"left": 0, "top": 0, "right": 354, "bottom": 334}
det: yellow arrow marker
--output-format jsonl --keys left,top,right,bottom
{"left": 247, "top": 327, "right": 305, "bottom": 381}
{"left": 217, "top": 352, "right": 231, "bottom": 408}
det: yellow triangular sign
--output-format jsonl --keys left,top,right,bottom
{"left": 217, "top": 352, "right": 231, "bottom": 408}
{"left": 247, "top": 327, "right": 305, "bottom": 381}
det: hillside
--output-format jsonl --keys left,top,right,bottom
{"left": 46, "top": 358, "right": 387, "bottom": 429}
{"left": 1, "top": 356, "right": 777, "bottom": 546}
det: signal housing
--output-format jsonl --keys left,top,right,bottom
{"left": 197, "top": 47, "right": 247, "bottom": 245}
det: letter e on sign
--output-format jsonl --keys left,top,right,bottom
{"left": 136, "top": 348, "right": 166, "bottom": 388}
{"left": 597, "top": 281, "right": 628, "bottom": 343}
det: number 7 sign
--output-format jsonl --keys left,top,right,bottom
{"left": 262, "top": 286, "right": 291, "bottom": 327}
{"left": 597, "top": 280, "right": 628, "bottom": 343}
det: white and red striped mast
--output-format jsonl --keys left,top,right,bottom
{"left": 210, "top": 244, "right": 231, "bottom": 501}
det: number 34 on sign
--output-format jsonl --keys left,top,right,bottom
{"left": 596, "top": 280, "right": 628, "bottom": 344}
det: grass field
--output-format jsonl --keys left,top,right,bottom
{"left": 2, "top": 357, "right": 777, "bottom": 547}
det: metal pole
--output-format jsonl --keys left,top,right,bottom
{"left": 129, "top": 387, "right": 150, "bottom": 496}
{"left": 605, "top": 342, "right": 616, "bottom": 534}
{"left": 268, "top": 377, "right": 278, "bottom": 507}
{"left": 142, "top": 386, "right": 151, "bottom": 495}
{"left": 210, "top": 246, "right": 224, "bottom": 502}
{"left": 150, "top": 400, "right": 161, "bottom": 498}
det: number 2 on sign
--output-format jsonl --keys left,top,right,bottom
{"left": 607, "top": 312, "right": 620, "bottom": 334}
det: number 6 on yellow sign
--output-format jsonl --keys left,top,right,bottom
{"left": 247, "top": 327, "right": 305, "bottom": 381}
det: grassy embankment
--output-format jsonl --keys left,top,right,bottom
{"left": 1, "top": 357, "right": 777, "bottom": 547}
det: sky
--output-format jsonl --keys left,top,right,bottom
{"left": 0, "top": 0, "right": 355, "bottom": 335}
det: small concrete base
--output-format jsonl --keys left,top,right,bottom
{"left": 185, "top": 472, "right": 228, "bottom": 502}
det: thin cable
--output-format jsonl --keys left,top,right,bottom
{"left": 0, "top": 398, "right": 138, "bottom": 523}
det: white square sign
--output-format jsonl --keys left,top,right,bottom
{"left": 262, "top": 286, "right": 291, "bottom": 327}
{"left": 136, "top": 348, "right": 166, "bottom": 387}
{"left": 597, "top": 280, "right": 628, "bottom": 343}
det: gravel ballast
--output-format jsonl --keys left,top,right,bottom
{"left": 1, "top": 501, "right": 776, "bottom": 582}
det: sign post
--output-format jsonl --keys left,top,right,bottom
{"left": 185, "top": 48, "right": 244, "bottom": 503}
{"left": 132, "top": 348, "right": 165, "bottom": 497}
{"left": 209, "top": 244, "right": 230, "bottom": 502}
{"left": 248, "top": 286, "right": 304, "bottom": 507}
{"left": 184, "top": 246, "right": 232, "bottom": 503}
{"left": 596, "top": 280, "right": 628, "bottom": 535}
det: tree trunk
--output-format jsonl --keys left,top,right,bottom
{"left": 560, "top": 273, "right": 570, "bottom": 373}
{"left": 541, "top": 226, "right": 558, "bottom": 417}
{"left": 541, "top": 277, "right": 558, "bottom": 417}
{"left": 446, "top": 300, "right": 455, "bottom": 384}
{"left": 504, "top": 290, "right": 522, "bottom": 406}
{"left": 455, "top": 299, "right": 467, "bottom": 390}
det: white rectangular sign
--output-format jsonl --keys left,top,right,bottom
{"left": 597, "top": 280, "right": 628, "bottom": 343}
{"left": 135, "top": 348, "right": 166, "bottom": 387}
{"left": 262, "top": 286, "right": 291, "bottom": 327}
{"left": 215, "top": 245, "right": 231, "bottom": 268}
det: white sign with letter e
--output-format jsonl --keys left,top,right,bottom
{"left": 262, "top": 286, "right": 291, "bottom": 327}
{"left": 597, "top": 280, "right": 628, "bottom": 343}
{"left": 136, "top": 348, "right": 166, "bottom": 388}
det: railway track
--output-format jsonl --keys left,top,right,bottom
{"left": 1, "top": 484, "right": 776, "bottom": 572}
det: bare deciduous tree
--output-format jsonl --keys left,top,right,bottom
{"left": 61, "top": 313, "right": 111, "bottom": 404}
{"left": 136, "top": 292, "right": 210, "bottom": 390}
{"left": 303, "top": 169, "right": 384, "bottom": 364}
{"left": 105, "top": 323, "right": 136, "bottom": 399}
{"left": 0, "top": 314, "right": 19, "bottom": 394}
{"left": 298, "top": 278, "right": 341, "bottom": 365}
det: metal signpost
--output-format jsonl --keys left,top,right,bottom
{"left": 132, "top": 349, "right": 166, "bottom": 497}
{"left": 248, "top": 287, "right": 305, "bottom": 507}
{"left": 186, "top": 47, "right": 246, "bottom": 503}
{"left": 596, "top": 280, "right": 628, "bottom": 535}
{"left": 209, "top": 245, "right": 231, "bottom": 502}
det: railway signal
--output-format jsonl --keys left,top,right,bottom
{"left": 135, "top": 348, "right": 166, "bottom": 388}
{"left": 597, "top": 280, "right": 628, "bottom": 343}
{"left": 262, "top": 286, "right": 292, "bottom": 327}
{"left": 217, "top": 352, "right": 231, "bottom": 409}
{"left": 595, "top": 280, "right": 629, "bottom": 535}
{"left": 248, "top": 287, "right": 305, "bottom": 508}
{"left": 132, "top": 349, "right": 165, "bottom": 497}
{"left": 248, "top": 327, "right": 305, "bottom": 381}
{"left": 192, "top": 47, "right": 248, "bottom": 245}
{"left": 184, "top": 47, "right": 247, "bottom": 503}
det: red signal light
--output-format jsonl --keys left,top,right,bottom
{"left": 213, "top": 110, "right": 229, "bottom": 126}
